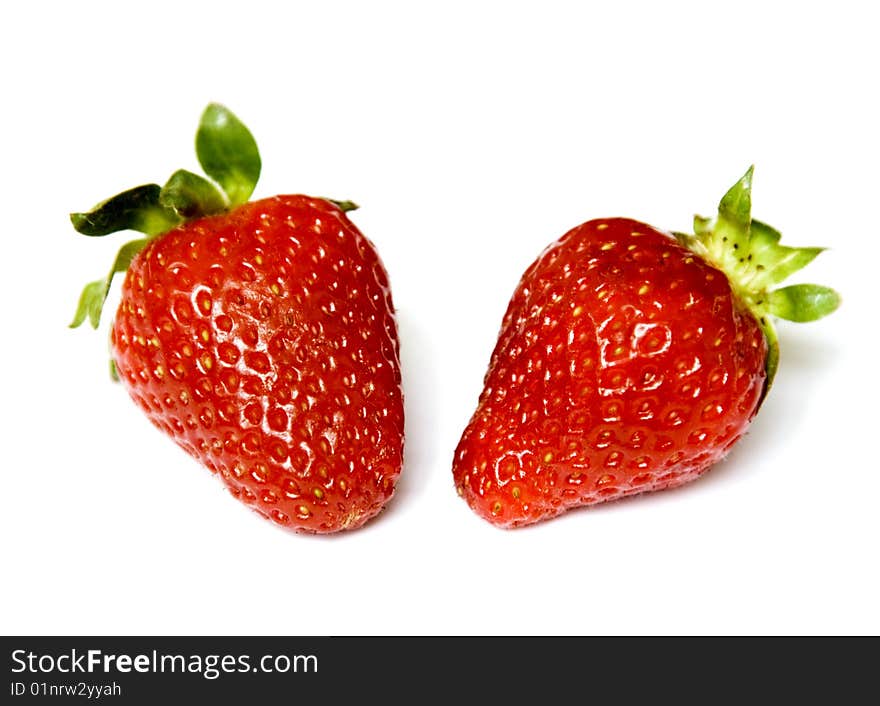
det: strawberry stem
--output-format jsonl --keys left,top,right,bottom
{"left": 69, "top": 104, "right": 262, "bottom": 331}
{"left": 69, "top": 104, "right": 362, "bottom": 340}
{"left": 677, "top": 167, "right": 841, "bottom": 387}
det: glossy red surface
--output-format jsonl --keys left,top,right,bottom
{"left": 112, "top": 195, "right": 404, "bottom": 533}
{"left": 453, "top": 218, "right": 767, "bottom": 528}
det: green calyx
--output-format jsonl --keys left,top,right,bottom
{"left": 674, "top": 166, "right": 841, "bottom": 389}
{"left": 69, "top": 103, "right": 262, "bottom": 331}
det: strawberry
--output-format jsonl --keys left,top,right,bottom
{"left": 453, "top": 168, "right": 839, "bottom": 528}
{"left": 70, "top": 104, "right": 403, "bottom": 534}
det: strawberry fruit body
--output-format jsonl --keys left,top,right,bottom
{"left": 71, "top": 105, "right": 403, "bottom": 534}
{"left": 453, "top": 169, "right": 839, "bottom": 528}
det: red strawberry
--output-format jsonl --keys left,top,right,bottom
{"left": 453, "top": 168, "right": 839, "bottom": 528}
{"left": 71, "top": 104, "right": 403, "bottom": 534}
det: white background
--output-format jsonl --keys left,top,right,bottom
{"left": 2, "top": 1, "right": 878, "bottom": 636}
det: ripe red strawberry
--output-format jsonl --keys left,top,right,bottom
{"left": 71, "top": 104, "right": 403, "bottom": 534}
{"left": 453, "top": 168, "right": 839, "bottom": 528}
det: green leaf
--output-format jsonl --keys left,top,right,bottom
{"left": 109, "top": 238, "right": 150, "bottom": 278}
{"left": 68, "top": 238, "right": 149, "bottom": 330}
{"left": 750, "top": 246, "right": 825, "bottom": 290}
{"left": 749, "top": 218, "right": 782, "bottom": 246}
{"left": 196, "top": 103, "right": 261, "bottom": 207}
{"left": 324, "top": 198, "right": 359, "bottom": 213}
{"left": 71, "top": 184, "right": 180, "bottom": 237}
{"left": 762, "top": 319, "right": 780, "bottom": 395}
{"left": 718, "top": 165, "right": 754, "bottom": 229}
{"left": 160, "top": 169, "right": 228, "bottom": 219}
{"left": 709, "top": 167, "right": 755, "bottom": 268}
{"left": 768, "top": 284, "right": 841, "bottom": 322}
{"left": 693, "top": 215, "right": 713, "bottom": 236}
{"left": 70, "top": 279, "right": 108, "bottom": 329}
